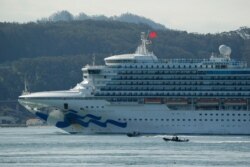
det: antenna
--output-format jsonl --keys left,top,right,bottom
{"left": 22, "top": 77, "right": 30, "bottom": 95}
{"left": 92, "top": 54, "right": 96, "bottom": 66}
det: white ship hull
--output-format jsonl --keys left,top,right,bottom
{"left": 20, "top": 99, "right": 250, "bottom": 135}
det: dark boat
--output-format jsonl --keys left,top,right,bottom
{"left": 127, "top": 131, "right": 140, "bottom": 137}
{"left": 163, "top": 136, "right": 189, "bottom": 142}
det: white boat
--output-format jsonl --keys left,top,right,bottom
{"left": 19, "top": 32, "right": 250, "bottom": 135}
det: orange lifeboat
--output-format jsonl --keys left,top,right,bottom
{"left": 144, "top": 98, "right": 162, "bottom": 104}
{"left": 165, "top": 99, "right": 188, "bottom": 105}
{"left": 196, "top": 99, "right": 219, "bottom": 106}
{"left": 224, "top": 99, "right": 247, "bottom": 106}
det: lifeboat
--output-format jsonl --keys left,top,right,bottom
{"left": 144, "top": 98, "right": 162, "bottom": 104}
{"left": 224, "top": 99, "right": 247, "bottom": 106}
{"left": 196, "top": 99, "right": 219, "bottom": 106}
{"left": 165, "top": 99, "right": 188, "bottom": 105}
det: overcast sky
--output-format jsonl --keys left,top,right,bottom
{"left": 0, "top": 0, "right": 250, "bottom": 34}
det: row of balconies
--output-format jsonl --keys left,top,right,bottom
{"left": 106, "top": 81, "right": 250, "bottom": 86}
{"left": 95, "top": 91, "right": 250, "bottom": 97}
{"left": 100, "top": 87, "right": 250, "bottom": 91}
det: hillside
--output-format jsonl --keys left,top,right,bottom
{"left": 0, "top": 19, "right": 250, "bottom": 122}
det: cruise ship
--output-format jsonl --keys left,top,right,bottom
{"left": 19, "top": 32, "right": 250, "bottom": 135}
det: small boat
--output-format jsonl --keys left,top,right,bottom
{"left": 163, "top": 136, "right": 189, "bottom": 142}
{"left": 127, "top": 131, "right": 140, "bottom": 137}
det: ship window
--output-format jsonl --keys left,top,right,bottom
{"left": 123, "top": 118, "right": 127, "bottom": 121}
{"left": 232, "top": 119, "right": 235, "bottom": 121}
{"left": 145, "top": 119, "right": 148, "bottom": 121}
{"left": 221, "top": 114, "right": 224, "bottom": 116}
{"left": 238, "top": 114, "right": 241, "bottom": 116}
{"left": 232, "top": 114, "right": 235, "bottom": 116}
{"left": 210, "top": 114, "right": 213, "bottom": 116}
{"left": 221, "top": 119, "right": 224, "bottom": 121}
{"left": 194, "top": 119, "right": 197, "bottom": 121}
{"left": 205, "top": 119, "right": 207, "bottom": 121}
{"left": 210, "top": 119, "right": 213, "bottom": 121}
{"left": 172, "top": 119, "right": 175, "bottom": 121}
{"left": 238, "top": 119, "right": 241, "bottom": 122}
{"left": 216, "top": 119, "right": 218, "bottom": 121}
{"left": 227, "top": 119, "right": 230, "bottom": 122}
{"left": 134, "top": 119, "right": 137, "bottom": 121}
{"left": 86, "top": 106, "right": 88, "bottom": 109}
{"left": 91, "top": 106, "right": 94, "bottom": 108}
{"left": 64, "top": 103, "right": 68, "bottom": 109}
{"left": 199, "top": 119, "right": 202, "bottom": 121}
{"left": 227, "top": 113, "right": 229, "bottom": 116}
{"left": 243, "top": 119, "right": 246, "bottom": 122}
{"left": 80, "top": 108, "right": 84, "bottom": 110}
{"left": 183, "top": 119, "right": 186, "bottom": 121}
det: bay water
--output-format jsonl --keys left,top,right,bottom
{"left": 0, "top": 127, "right": 250, "bottom": 167}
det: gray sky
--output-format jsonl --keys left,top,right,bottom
{"left": 0, "top": 0, "right": 250, "bottom": 33}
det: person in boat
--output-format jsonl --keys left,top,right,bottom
{"left": 172, "top": 136, "right": 179, "bottom": 141}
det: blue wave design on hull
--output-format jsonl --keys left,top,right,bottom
{"left": 35, "top": 112, "right": 48, "bottom": 121}
{"left": 56, "top": 112, "right": 127, "bottom": 128}
{"left": 56, "top": 118, "right": 127, "bottom": 128}
{"left": 35, "top": 111, "right": 127, "bottom": 129}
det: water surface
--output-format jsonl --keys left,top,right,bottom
{"left": 0, "top": 127, "right": 249, "bottom": 167}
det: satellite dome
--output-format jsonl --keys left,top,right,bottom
{"left": 219, "top": 45, "right": 231, "bottom": 56}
